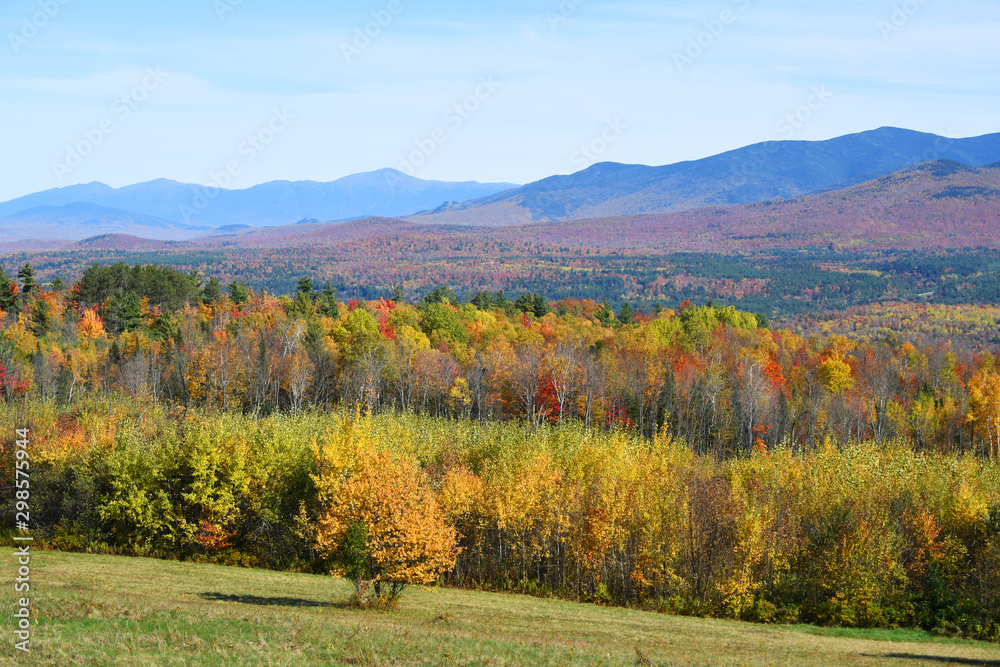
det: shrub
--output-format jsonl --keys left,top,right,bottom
{"left": 314, "top": 447, "right": 458, "bottom": 604}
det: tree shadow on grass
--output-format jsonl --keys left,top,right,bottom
{"left": 199, "top": 592, "right": 336, "bottom": 609}
{"left": 866, "top": 655, "right": 1000, "bottom": 666}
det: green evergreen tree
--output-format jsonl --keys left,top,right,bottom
{"left": 287, "top": 291, "right": 317, "bottom": 319}
{"left": 202, "top": 277, "right": 223, "bottom": 304}
{"left": 304, "top": 318, "right": 325, "bottom": 352}
{"left": 227, "top": 280, "right": 251, "bottom": 306}
{"left": 152, "top": 311, "right": 181, "bottom": 343}
{"left": 318, "top": 282, "right": 340, "bottom": 318}
{"left": 107, "top": 292, "right": 143, "bottom": 334}
{"left": 493, "top": 290, "right": 513, "bottom": 314}
{"left": 74, "top": 263, "right": 201, "bottom": 310}
{"left": 421, "top": 286, "right": 457, "bottom": 308}
{"left": 471, "top": 291, "right": 494, "bottom": 310}
{"left": 0, "top": 267, "right": 16, "bottom": 315}
{"left": 595, "top": 301, "right": 615, "bottom": 327}
{"left": 617, "top": 302, "right": 634, "bottom": 326}
{"left": 188, "top": 269, "right": 205, "bottom": 292}
{"left": 532, "top": 293, "right": 551, "bottom": 318}
{"left": 297, "top": 275, "right": 314, "bottom": 295}
{"left": 513, "top": 292, "right": 535, "bottom": 313}
{"left": 17, "top": 263, "right": 38, "bottom": 307}
{"left": 30, "top": 299, "right": 52, "bottom": 337}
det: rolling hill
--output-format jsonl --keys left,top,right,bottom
{"left": 67, "top": 234, "right": 185, "bottom": 251}
{"left": 0, "top": 202, "right": 207, "bottom": 241}
{"left": 406, "top": 127, "right": 1000, "bottom": 226}
{"left": 490, "top": 159, "right": 1000, "bottom": 252}
{"left": 192, "top": 216, "right": 419, "bottom": 249}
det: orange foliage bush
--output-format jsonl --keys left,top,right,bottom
{"left": 314, "top": 448, "right": 458, "bottom": 601}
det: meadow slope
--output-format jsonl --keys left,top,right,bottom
{"left": 2, "top": 550, "right": 999, "bottom": 666}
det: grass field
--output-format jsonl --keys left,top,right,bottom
{"left": 2, "top": 549, "right": 1000, "bottom": 666}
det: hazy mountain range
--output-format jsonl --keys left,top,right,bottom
{"left": 2, "top": 127, "right": 1000, "bottom": 242}
{"left": 0, "top": 170, "right": 519, "bottom": 240}
{"left": 25, "top": 158, "right": 997, "bottom": 256}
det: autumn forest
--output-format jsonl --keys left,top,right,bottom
{"left": 2, "top": 259, "right": 1000, "bottom": 640}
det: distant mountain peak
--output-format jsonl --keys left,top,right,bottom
{"left": 406, "top": 127, "right": 1000, "bottom": 226}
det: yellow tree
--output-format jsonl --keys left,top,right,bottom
{"left": 819, "top": 352, "right": 854, "bottom": 394}
{"left": 967, "top": 371, "right": 1000, "bottom": 459}
{"left": 315, "top": 448, "right": 458, "bottom": 603}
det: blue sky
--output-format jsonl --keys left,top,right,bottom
{"left": 1, "top": 0, "right": 998, "bottom": 200}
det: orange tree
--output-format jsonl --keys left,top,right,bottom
{"left": 314, "top": 447, "right": 458, "bottom": 603}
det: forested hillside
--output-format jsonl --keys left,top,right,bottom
{"left": 5, "top": 244, "right": 1000, "bottom": 319}
{"left": 3, "top": 260, "right": 1000, "bottom": 639}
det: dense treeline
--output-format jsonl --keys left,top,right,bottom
{"left": 2, "top": 262, "right": 1000, "bottom": 457}
{"left": 794, "top": 302, "right": 1000, "bottom": 350}
{"left": 5, "top": 246, "right": 1000, "bottom": 316}
{"left": 1, "top": 403, "right": 997, "bottom": 638}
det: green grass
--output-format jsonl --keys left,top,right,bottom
{"left": 785, "top": 625, "right": 981, "bottom": 645}
{"left": 2, "top": 549, "right": 1000, "bottom": 666}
